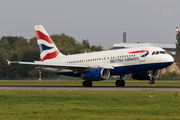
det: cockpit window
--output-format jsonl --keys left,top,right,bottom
{"left": 152, "top": 51, "right": 167, "bottom": 55}
{"left": 160, "top": 51, "right": 166, "bottom": 54}
{"left": 156, "top": 51, "right": 159, "bottom": 55}
{"left": 152, "top": 51, "right": 155, "bottom": 55}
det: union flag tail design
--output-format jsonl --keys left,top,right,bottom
{"left": 34, "top": 25, "right": 64, "bottom": 61}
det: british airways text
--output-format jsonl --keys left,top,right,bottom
{"left": 110, "top": 57, "right": 139, "bottom": 63}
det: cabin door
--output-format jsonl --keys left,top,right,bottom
{"left": 139, "top": 49, "right": 146, "bottom": 62}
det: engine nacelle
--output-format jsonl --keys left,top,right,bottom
{"left": 81, "top": 68, "right": 110, "bottom": 81}
{"left": 132, "top": 70, "right": 160, "bottom": 80}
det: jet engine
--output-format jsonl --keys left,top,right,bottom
{"left": 81, "top": 68, "right": 110, "bottom": 81}
{"left": 132, "top": 70, "right": 160, "bottom": 80}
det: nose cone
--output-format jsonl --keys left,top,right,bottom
{"left": 168, "top": 55, "right": 174, "bottom": 62}
{"left": 166, "top": 54, "right": 174, "bottom": 66}
{"left": 151, "top": 54, "right": 174, "bottom": 70}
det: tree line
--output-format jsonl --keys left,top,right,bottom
{"left": 1, "top": 32, "right": 179, "bottom": 79}
{"left": 0, "top": 34, "right": 103, "bottom": 79}
{"left": 176, "top": 32, "right": 180, "bottom": 67}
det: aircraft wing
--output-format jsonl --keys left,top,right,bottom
{"left": 7, "top": 60, "right": 114, "bottom": 72}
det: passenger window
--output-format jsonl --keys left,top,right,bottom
{"left": 152, "top": 51, "right": 155, "bottom": 55}
{"left": 156, "top": 51, "right": 159, "bottom": 55}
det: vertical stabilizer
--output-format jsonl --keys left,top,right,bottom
{"left": 34, "top": 25, "right": 64, "bottom": 61}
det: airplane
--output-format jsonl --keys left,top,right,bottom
{"left": 7, "top": 25, "right": 174, "bottom": 87}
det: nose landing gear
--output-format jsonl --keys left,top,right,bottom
{"left": 148, "top": 79, "right": 155, "bottom": 84}
{"left": 148, "top": 71, "right": 155, "bottom": 84}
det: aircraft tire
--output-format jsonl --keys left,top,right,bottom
{"left": 83, "top": 81, "right": 92, "bottom": 87}
{"left": 120, "top": 80, "right": 125, "bottom": 87}
{"left": 115, "top": 80, "right": 121, "bottom": 87}
{"left": 115, "top": 80, "right": 125, "bottom": 87}
{"left": 148, "top": 80, "right": 155, "bottom": 84}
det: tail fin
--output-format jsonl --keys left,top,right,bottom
{"left": 34, "top": 25, "right": 64, "bottom": 61}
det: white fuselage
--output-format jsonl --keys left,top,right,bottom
{"left": 41, "top": 46, "right": 174, "bottom": 75}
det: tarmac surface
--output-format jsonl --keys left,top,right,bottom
{"left": 0, "top": 85, "right": 180, "bottom": 91}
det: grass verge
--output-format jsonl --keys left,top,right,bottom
{"left": 0, "top": 90, "right": 180, "bottom": 120}
{"left": 0, "top": 80, "right": 180, "bottom": 86}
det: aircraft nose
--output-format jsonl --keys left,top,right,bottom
{"left": 166, "top": 54, "right": 174, "bottom": 65}
{"left": 168, "top": 55, "right": 174, "bottom": 62}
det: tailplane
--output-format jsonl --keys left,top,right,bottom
{"left": 34, "top": 25, "right": 64, "bottom": 61}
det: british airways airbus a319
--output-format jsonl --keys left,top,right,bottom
{"left": 7, "top": 25, "right": 174, "bottom": 87}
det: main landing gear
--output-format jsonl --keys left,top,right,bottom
{"left": 115, "top": 80, "right": 125, "bottom": 87}
{"left": 82, "top": 80, "right": 93, "bottom": 87}
{"left": 115, "top": 75, "right": 125, "bottom": 87}
{"left": 82, "top": 75, "right": 126, "bottom": 87}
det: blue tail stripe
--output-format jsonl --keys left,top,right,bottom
{"left": 38, "top": 44, "right": 53, "bottom": 54}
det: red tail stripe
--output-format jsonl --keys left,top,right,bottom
{"left": 35, "top": 30, "right": 53, "bottom": 44}
{"left": 128, "top": 50, "right": 149, "bottom": 54}
{"left": 40, "top": 50, "right": 60, "bottom": 61}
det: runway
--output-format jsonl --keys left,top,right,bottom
{"left": 0, "top": 85, "right": 180, "bottom": 91}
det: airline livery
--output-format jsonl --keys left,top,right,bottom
{"left": 7, "top": 25, "right": 174, "bottom": 87}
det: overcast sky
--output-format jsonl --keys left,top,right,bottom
{"left": 0, "top": 0, "right": 180, "bottom": 49}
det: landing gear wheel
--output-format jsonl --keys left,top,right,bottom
{"left": 82, "top": 81, "right": 92, "bottom": 87}
{"left": 115, "top": 80, "right": 125, "bottom": 87}
{"left": 115, "top": 80, "right": 121, "bottom": 87}
{"left": 148, "top": 80, "right": 155, "bottom": 84}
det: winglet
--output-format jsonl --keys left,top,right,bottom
{"left": 6, "top": 60, "right": 19, "bottom": 66}
{"left": 6, "top": 59, "right": 11, "bottom": 66}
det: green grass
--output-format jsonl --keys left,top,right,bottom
{"left": 0, "top": 80, "right": 180, "bottom": 86}
{"left": 0, "top": 90, "right": 180, "bottom": 120}
{"left": 0, "top": 80, "right": 180, "bottom": 119}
